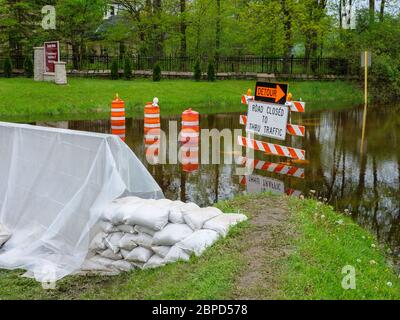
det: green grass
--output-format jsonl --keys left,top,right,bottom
{"left": 283, "top": 198, "right": 400, "bottom": 300}
{"left": 0, "top": 78, "right": 363, "bottom": 122}
{"left": 0, "top": 194, "right": 397, "bottom": 300}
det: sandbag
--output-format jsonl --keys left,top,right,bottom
{"left": 114, "top": 196, "right": 142, "bottom": 205}
{"left": 89, "top": 232, "right": 107, "bottom": 251}
{"left": 152, "top": 224, "right": 194, "bottom": 246}
{"left": 102, "top": 202, "right": 124, "bottom": 225}
{"left": 129, "top": 233, "right": 153, "bottom": 250}
{"left": 144, "top": 255, "right": 165, "bottom": 269}
{"left": 169, "top": 202, "right": 199, "bottom": 224}
{"left": 183, "top": 207, "right": 222, "bottom": 230}
{"left": 0, "top": 224, "right": 11, "bottom": 248}
{"left": 123, "top": 247, "right": 153, "bottom": 263}
{"left": 134, "top": 225, "right": 156, "bottom": 236}
{"left": 118, "top": 234, "right": 139, "bottom": 251}
{"left": 124, "top": 203, "right": 169, "bottom": 231}
{"left": 99, "top": 221, "right": 119, "bottom": 233}
{"left": 112, "top": 260, "right": 134, "bottom": 272}
{"left": 152, "top": 246, "right": 172, "bottom": 258}
{"left": 104, "top": 232, "right": 124, "bottom": 254}
{"left": 117, "top": 224, "right": 135, "bottom": 234}
{"left": 203, "top": 214, "right": 248, "bottom": 237}
{"left": 99, "top": 249, "right": 123, "bottom": 260}
{"left": 177, "top": 230, "right": 220, "bottom": 257}
{"left": 164, "top": 246, "right": 191, "bottom": 263}
{"left": 81, "top": 256, "right": 116, "bottom": 272}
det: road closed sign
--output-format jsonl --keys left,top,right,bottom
{"left": 246, "top": 175, "right": 285, "bottom": 195}
{"left": 246, "top": 100, "right": 289, "bottom": 141}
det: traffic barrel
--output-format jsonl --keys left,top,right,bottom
{"left": 111, "top": 94, "right": 126, "bottom": 141}
{"left": 144, "top": 97, "right": 161, "bottom": 146}
{"left": 181, "top": 108, "right": 199, "bottom": 172}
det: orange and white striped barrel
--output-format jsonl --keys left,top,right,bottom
{"left": 144, "top": 97, "right": 161, "bottom": 147}
{"left": 111, "top": 94, "right": 126, "bottom": 141}
{"left": 181, "top": 108, "right": 199, "bottom": 172}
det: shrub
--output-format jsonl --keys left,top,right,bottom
{"left": 193, "top": 60, "right": 201, "bottom": 81}
{"left": 123, "top": 56, "right": 132, "bottom": 80}
{"left": 207, "top": 62, "right": 216, "bottom": 82}
{"left": 3, "top": 57, "right": 12, "bottom": 78}
{"left": 110, "top": 59, "right": 119, "bottom": 80}
{"left": 153, "top": 64, "right": 161, "bottom": 82}
{"left": 24, "top": 57, "right": 34, "bottom": 78}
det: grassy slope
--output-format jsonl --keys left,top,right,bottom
{"left": 0, "top": 194, "right": 398, "bottom": 300}
{"left": 0, "top": 78, "right": 363, "bottom": 122}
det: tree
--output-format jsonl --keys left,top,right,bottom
{"left": 180, "top": 0, "right": 187, "bottom": 57}
{"left": 3, "top": 57, "right": 12, "bottom": 78}
{"left": 193, "top": 59, "right": 201, "bottom": 81}
{"left": 110, "top": 59, "right": 119, "bottom": 79}
{"left": 153, "top": 63, "right": 161, "bottom": 81}
{"left": 369, "top": 0, "right": 375, "bottom": 23}
{"left": 56, "top": 0, "right": 106, "bottom": 70}
{"left": 123, "top": 56, "right": 132, "bottom": 79}
{"left": 380, "top": 0, "right": 386, "bottom": 22}
{"left": 207, "top": 62, "right": 215, "bottom": 81}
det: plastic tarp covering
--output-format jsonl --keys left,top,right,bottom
{"left": 0, "top": 122, "right": 163, "bottom": 282}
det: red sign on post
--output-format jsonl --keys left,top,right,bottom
{"left": 44, "top": 41, "right": 60, "bottom": 73}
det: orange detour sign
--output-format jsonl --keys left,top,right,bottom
{"left": 111, "top": 94, "right": 126, "bottom": 141}
{"left": 255, "top": 81, "right": 288, "bottom": 105}
{"left": 181, "top": 108, "right": 200, "bottom": 173}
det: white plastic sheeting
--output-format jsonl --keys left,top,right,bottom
{"left": 0, "top": 122, "right": 163, "bottom": 282}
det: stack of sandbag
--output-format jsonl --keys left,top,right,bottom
{"left": 0, "top": 223, "right": 11, "bottom": 248}
{"left": 81, "top": 197, "right": 247, "bottom": 274}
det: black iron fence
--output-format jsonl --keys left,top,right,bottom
{"left": 1, "top": 54, "right": 358, "bottom": 77}
{"left": 61, "top": 55, "right": 356, "bottom": 76}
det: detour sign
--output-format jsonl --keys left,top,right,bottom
{"left": 255, "top": 81, "right": 288, "bottom": 105}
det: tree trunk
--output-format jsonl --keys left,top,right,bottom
{"left": 72, "top": 43, "right": 80, "bottom": 70}
{"left": 281, "top": 0, "right": 292, "bottom": 74}
{"left": 180, "top": 0, "right": 187, "bottom": 57}
{"left": 215, "top": 0, "right": 221, "bottom": 68}
{"left": 153, "top": 0, "right": 164, "bottom": 58}
{"left": 369, "top": 0, "right": 375, "bottom": 24}
{"left": 379, "top": 0, "right": 386, "bottom": 22}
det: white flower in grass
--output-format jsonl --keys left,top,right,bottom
{"left": 321, "top": 215, "right": 325, "bottom": 219}
{"left": 370, "top": 260, "right": 377, "bottom": 265}
{"left": 357, "top": 259, "right": 362, "bottom": 263}
{"left": 371, "top": 244, "right": 376, "bottom": 248}
{"left": 323, "top": 198, "right": 328, "bottom": 202}
{"left": 310, "top": 190, "right": 316, "bottom": 195}
{"left": 300, "top": 195, "right": 305, "bottom": 200}
{"left": 387, "top": 282, "right": 393, "bottom": 287}
{"left": 336, "top": 219, "right": 344, "bottom": 225}
{"left": 344, "top": 209, "right": 349, "bottom": 214}
{"left": 362, "top": 236, "right": 366, "bottom": 240}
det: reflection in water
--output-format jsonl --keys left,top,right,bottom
{"left": 38, "top": 105, "right": 400, "bottom": 269}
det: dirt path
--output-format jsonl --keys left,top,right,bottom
{"left": 227, "top": 195, "right": 295, "bottom": 299}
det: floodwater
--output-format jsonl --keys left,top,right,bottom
{"left": 35, "top": 105, "right": 400, "bottom": 269}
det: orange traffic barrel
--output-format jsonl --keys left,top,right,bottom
{"left": 181, "top": 108, "right": 199, "bottom": 144}
{"left": 111, "top": 94, "right": 126, "bottom": 141}
{"left": 181, "top": 108, "right": 199, "bottom": 172}
{"left": 144, "top": 97, "right": 161, "bottom": 146}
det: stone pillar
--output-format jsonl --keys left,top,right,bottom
{"left": 34, "top": 47, "right": 45, "bottom": 81}
{"left": 55, "top": 62, "right": 67, "bottom": 85}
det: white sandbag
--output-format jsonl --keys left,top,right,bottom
{"left": 152, "top": 224, "right": 194, "bottom": 246}
{"left": 203, "top": 213, "right": 248, "bottom": 237}
{"left": 89, "top": 232, "right": 107, "bottom": 251}
{"left": 99, "top": 249, "right": 123, "bottom": 260}
{"left": 144, "top": 255, "right": 165, "bottom": 269}
{"left": 131, "top": 261, "right": 145, "bottom": 269}
{"left": 113, "top": 196, "right": 142, "bottom": 205}
{"left": 99, "top": 221, "right": 118, "bottom": 233}
{"left": 112, "top": 260, "right": 134, "bottom": 272}
{"left": 177, "top": 230, "right": 220, "bottom": 257}
{"left": 154, "top": 199, "right": 174, "bottom": 207}
{"left": 117, "top": 224, "right": 135, "bottom": 234}
{"left": 183, "top": 207, "right": 222, "bottom": 230}
{"left": 104, "top": 232, "right": 124, "bottom": 254}
{"left": 0, "top": 224, "right": 11, "bottom": 247}
{"left": 164, "top": 246, "right": 191, "bottom": 263}
{"left": 124, "top": 203, "right": 170, "bottom": 231}
{"left": 118, "top": 234, "right": 139, "bottom": 251}
{"left": 169, "top": 202, "right": 199, "bottom": 224}
{"left": 134, "top": 225, "right": 156, "bottom": 236}
{"left": 102, "top": 202, "right": 124, "bottom": 225}
{"left": 81, "top": 256, "right": 116, "bottom": 272}
{"left": 152, "top": 246, "right": 172, "bottom": 258}
{"left": 129, "top": 233, "right": 153, "bottom": 250}
{"left": 123, "top": 247, "right": 153, "bottom": 263}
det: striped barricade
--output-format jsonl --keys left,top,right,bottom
{"left": 286, "top": 101, "right": 305, "bottom": 113}
{"left": 237, "top": 156, "right": 305, "bottom": 179}
{"left": 237, "top": 136, "right": 306, "bottom": 160}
